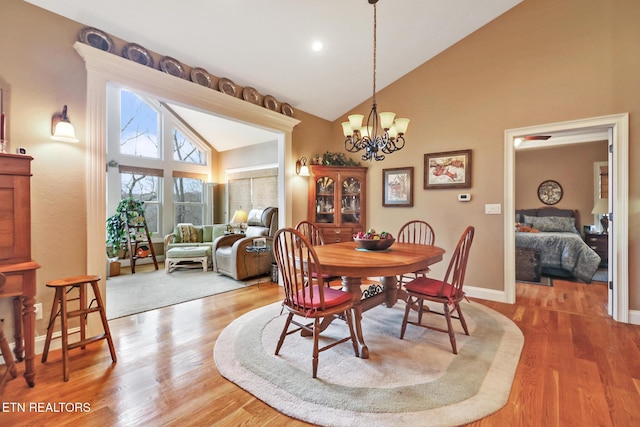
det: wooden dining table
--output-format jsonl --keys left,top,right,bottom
{"left": 311, "top": 241, "right": 445, "bottom": 358}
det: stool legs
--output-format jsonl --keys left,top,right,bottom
{"left": 90, "top": 281, "right": 117, "bottom": 363}
{"left": 1, "top": 320, "right": 18, "bottom": 385}
{"left": 42, "top": 277, "right": 116, "bottom": 382}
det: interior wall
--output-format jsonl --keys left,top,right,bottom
{"left": 330, "top": 0, "right": 639, "bottom": 311}
{"left": 515, "top": 142, "right": 609, "bottom": 230}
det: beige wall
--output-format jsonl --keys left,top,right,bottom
{"left": 1, "top": 0, "right": 638, "bottom": 339}
{"left": 515, "top": 142, "right": 608, "bottom": 231}
{"left": 331, "top": 0, "right": 639, "bottom": 306}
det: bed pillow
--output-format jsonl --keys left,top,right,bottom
{"left": 528, "top": 216, "right": 576, "bottom": 233}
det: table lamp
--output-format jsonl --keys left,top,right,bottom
{"left": 591, "top": 198, "right": 609, "bottom": 234}
{"left": 231, "top": 209, "right": 248, "bottom": 233}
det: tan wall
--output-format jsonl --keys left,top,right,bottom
{"left": 1, "top": 0, "right": 638, "bottom": 338}
{"left": 332, "top": 0, "right": 639, "bottom": 307}
{"left": 515, "top": 142, "right": 608, "bottom": 231}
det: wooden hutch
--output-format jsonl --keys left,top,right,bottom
{"left": 307, "top": 165, "right": 367, "bottom": 243}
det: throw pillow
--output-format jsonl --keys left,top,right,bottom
{"left": 177, "top": 223, "right": 198, "bottom": 243}
{"left": 529, "top": 216, "right": 576, "bottom": 233}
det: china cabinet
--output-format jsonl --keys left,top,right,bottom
{"left": 308, "top": 165, "right": 367, "bottom": 243}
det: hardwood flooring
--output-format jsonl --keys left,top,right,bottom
{"left": 1, "top": 275, "right": 639, "bottom": 426}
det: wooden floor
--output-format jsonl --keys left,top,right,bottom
{"left": 1, "top": 274, "right": 639, "bottom": 426}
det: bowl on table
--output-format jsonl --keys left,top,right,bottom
{"left": 353, "top": 237, "right": 395, "bottom": 251}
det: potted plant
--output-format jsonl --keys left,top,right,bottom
{"left": 106, "top": 198, "right": 147, "bottom": 276}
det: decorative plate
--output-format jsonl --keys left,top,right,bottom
{"left": 78, "top": 27, "right": 115, "bottom": 53}
{"left": 242, "top": 87, "right": 260, "bottom": 104}
{"left": 159, "top": 56, "right": 185, "bottom": 79}
{"left": 190, "top": 67, "right": 212, "bottom": 88}
{"left": 281, "top": 103, "right": 294, "bottom": 117}
{"left": 537, "top": 180, "right": 563, "bottom": 205}
{"left": 218, "top": 78, "right": 237, "bottom": 96}
{"left": 122, "top": 43, "right": 154, "bottom": 67}
{"left": 263, "top": 95, "right": 279, "bottom": 111}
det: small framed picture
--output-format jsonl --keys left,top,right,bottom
{"left": 382, "top": 167, "right": 413, "bottom": 207}
{"left": 424, "top": 149, "right": 472, "bottom": 189}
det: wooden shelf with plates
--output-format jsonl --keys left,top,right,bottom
{"left": 307, "top": 165, "right": 367, "bottom": 244}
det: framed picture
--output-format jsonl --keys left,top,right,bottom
{"left": 383, "top": 167, "right": 413, "bottom": 207}
{"left": 424, "top": 149, "right": 472, "bottom": 189}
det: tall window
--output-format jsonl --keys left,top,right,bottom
{"left": 107, "top": 86, "right": 211, "bottom": 238}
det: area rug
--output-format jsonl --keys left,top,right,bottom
{"left": 214, "top": 300, "right": 524, "bottom": 427}
{"left": 106, "top": 269, "right": 266, "bottom": 319}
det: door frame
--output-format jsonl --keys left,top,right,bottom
{"left": 504, "top": 113, "right": 629, "bottom": 323}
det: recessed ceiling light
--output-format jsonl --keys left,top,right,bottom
{"left": 312, "top": 41, "right": 323, "bottom": 52}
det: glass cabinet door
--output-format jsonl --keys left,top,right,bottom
{"left": 315, "top": 176, "right": 335, "bottom": 224}
{"left": 341, "top": 177, "right": 361, "bottom": 224}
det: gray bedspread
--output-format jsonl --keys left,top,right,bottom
{"left": 515, "top": 232, "right": 601, "bottom": 283}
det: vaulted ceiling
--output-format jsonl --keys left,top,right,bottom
{"left": 26, "top": 0, "right": 523, "bottom": 150}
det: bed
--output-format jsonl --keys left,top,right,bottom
{"left": 515, "top": 207, "right": 601, "bottom": 283}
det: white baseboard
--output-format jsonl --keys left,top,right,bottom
{"left": 0, "top": 327, "right": 79, "bottom": 365}
{"left": 464, "top": 285, "right": 508, "bottom": 303}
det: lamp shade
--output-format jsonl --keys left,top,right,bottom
{"left": 51, "top": 105, "right": 79, "bottom": 142}
{"left": 231, "top": 209, "right": 248, "bottom": 224}
{"left": 591, "top": 198, "right": 608, "bottom": 215}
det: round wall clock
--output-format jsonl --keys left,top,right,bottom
{"left": 537, "top": 180, "right": 563, "bottom": 205}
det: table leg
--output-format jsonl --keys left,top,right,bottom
{"left": 380, "top": 275, "right": 399, "bottom": 308}
{"left": 12, "top": 297, "right": 24, "bottom": 361}
{"left": 21, "top": 295, "right": 36, "bottom": 387}
{"left": 342, "top": 276, "right": 369, "bottom": 359}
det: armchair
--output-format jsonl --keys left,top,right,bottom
{"left": 213, "top": 207, "right": 278, "bottom": 280}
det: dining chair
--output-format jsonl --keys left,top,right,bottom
{"left": 397, "top": 220, "right": 436, "bottom": 286}
{"left": 400, "top": 226, "right": 474, "bottom": 354}
{"left": 295, "top": 220, "right": 340, "bottom": 287}
{"left": 273, "top": 228, "right": 359, "bottom": 378}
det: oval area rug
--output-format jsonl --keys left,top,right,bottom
{"left": 214, "top": 301, "right": 523, "bottom": 427}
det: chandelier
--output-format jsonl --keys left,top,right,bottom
{"left": 342, "top": 0, "right": 410, "bottom": 162}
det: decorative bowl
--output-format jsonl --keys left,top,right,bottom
{"left": 354, "top": 237, "right": 395, "bottom": 251}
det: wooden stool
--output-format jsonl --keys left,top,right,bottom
{"left": 1, "top": 319, "right": 18, "bottom": 386}
{"left": 41, "top": 275, "right": 117, "bottom": 381}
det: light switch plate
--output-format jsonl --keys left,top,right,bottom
{"left": 485, "top": 204, "right": 501, "bottom": 214}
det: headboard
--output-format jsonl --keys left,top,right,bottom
{"left": 516, "top": 207, "right": 582, "bottom": 235}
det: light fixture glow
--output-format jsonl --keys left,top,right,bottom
{"left": 51, "top": 105, "right": 79, "bottom": 142}
{"left": 296, "top": 157, "right": 310, "bottom": 176}
{"left": 342, "top": 0, "right": 409, "bottom": 162}
{"left": 312, "top": 41, "right": 323, "bottom": 52}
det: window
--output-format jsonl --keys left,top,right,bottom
{"left": 107, "top": 86, "right": 212, "bottom": 239}
{"left": 173, "top": 173, "right": 206, "bottom": 225}
{"left": 227, "top": 167, "right": 278, "bottom": 220}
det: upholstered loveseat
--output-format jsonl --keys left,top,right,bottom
{"left": 163, "top": 224, "right": 228, "bottom": 255}
{"left": 213, "top": 207, "right": 278, "bottom": 281}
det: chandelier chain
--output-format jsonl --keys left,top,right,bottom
{"left": 372, "top": 2, "right": 377, "bottom": 102}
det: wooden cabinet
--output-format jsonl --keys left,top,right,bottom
{"left": 585, "top": 232, "right": 608, "bottom": 267}
{"left": 308, "top": 165, "right": 367, "bottom": 244}
{"left": 0, "top": 153, "right": 39, "bottom": 387}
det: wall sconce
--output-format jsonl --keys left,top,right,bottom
{"left": 51, "top": 105, "right": 79, "bottom": 142}
{"left": 295, "top": 157, "right": 310, "bottom": 176}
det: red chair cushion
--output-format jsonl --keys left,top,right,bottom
{"left": 405, "top": 277, "right": 455, "bottom": 297}
{"left": 294, "top": 285, "right": 352, "bottom": 309}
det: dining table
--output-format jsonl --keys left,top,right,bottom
{"left": 311, "top": 241, "right": 445, "bottom": 358}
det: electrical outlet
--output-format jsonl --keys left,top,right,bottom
{"left": 35, "top": 303, "right": 43, "bottom": 320}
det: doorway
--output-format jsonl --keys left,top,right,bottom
{"left": 504, "top": 113, "right": 629, "bottom": 323}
